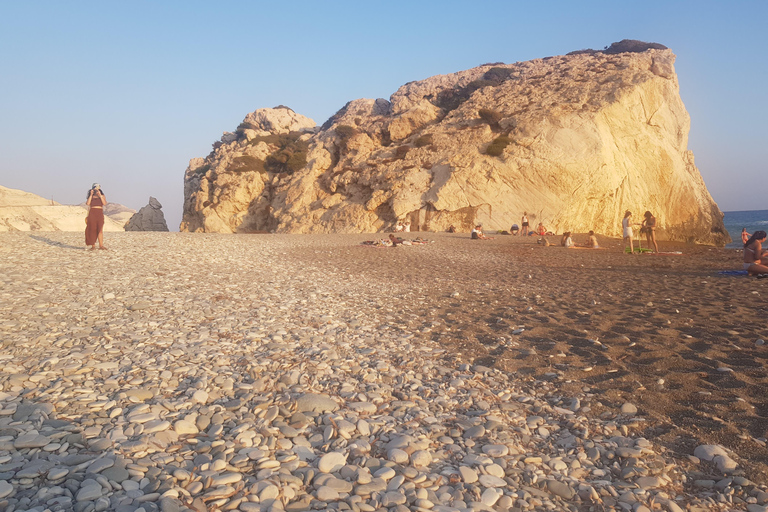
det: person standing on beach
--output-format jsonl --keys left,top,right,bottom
{"left": 85, "top": 183, "right": 108, "bottom": 250}
{"left": 521, "top": 212, "right": 529, "bottom": 236}
{"left": 743, "top": 230, "right": 768, "bottom": 275}
{"left": 622, "top": 211, "right": 637, "bottom": 253}
{"left": 643, "top": 211, "right": 659, "bottom": 253}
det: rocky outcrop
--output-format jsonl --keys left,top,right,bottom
{"left": 0, "top": 185, "right": 126, "bottom": 232}
{"left": 125, "top": 197, "right": 169, "bottom": 231}
{"left": 181, "top": 42, "right": 729, "bottom": 245}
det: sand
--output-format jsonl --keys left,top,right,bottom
{"left": 3, "top": 230, "right": 767, "bottom": 484}
{"left": 292, "top": 231, "right": 768, "bottom": 480}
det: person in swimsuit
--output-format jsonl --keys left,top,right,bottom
{"left": 85, "top": 183, "right": 108, "bottom": 250}
{"left": 642, "top": 211, "right": 659, "bottom": 253}
{"left": 622, "top": 211, "right": 638, "bottom": 253}
{"left": 742, "top": 228, "right": 751, "bottom": 245}
{"left": 521, "top": 212, "right": 529, "bottom": 236}
{"left": 584, "top": 230, "right": 599, "bottom": 248}
{"left": 743, "top": 230, "right": 768, "bottom": 275}
{"left": 537, "top": 222, "right": 546, "bottom": 236}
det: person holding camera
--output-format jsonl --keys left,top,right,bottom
{"left": 85, "top": 183, "right": 108, "bottom": 250}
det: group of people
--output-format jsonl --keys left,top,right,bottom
{"left": 554, "top": 231, "right": 598, "bottom": 248}
{"left": 394, "top": 221, "right": 411, "bottom": 232}
{"left": 622, "top": 210, "right": 658, "bottom": 253}
{"left": 510, "top": 212, "right": 553, "bottom": 236}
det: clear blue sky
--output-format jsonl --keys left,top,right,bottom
{"left": 1, "top": 1, "right": 765, "bottom": 230}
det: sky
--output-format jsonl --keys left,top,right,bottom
{"left": 1, "top": 1, "right": 766, "bottom": 231}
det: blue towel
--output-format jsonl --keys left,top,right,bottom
{"left": 718, "top": 270, "right": 749, "bottom": 276}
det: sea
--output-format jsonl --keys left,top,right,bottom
{"left": 723, "top": 209, "right": 768, "bottom": 248}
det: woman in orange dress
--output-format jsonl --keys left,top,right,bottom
{"left": 85, "top": 183, "right": 108, "bottom": 250}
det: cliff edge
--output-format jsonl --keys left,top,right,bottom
{"left": 181, "top": 41, "right": 729, "bottom": 245}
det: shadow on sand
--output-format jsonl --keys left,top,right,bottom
{"left": 29, "top": 235, "right": 83, "bottom": 250}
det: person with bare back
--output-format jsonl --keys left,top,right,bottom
{"left": 743, "top": 230, "right": 768, "bottom": 276}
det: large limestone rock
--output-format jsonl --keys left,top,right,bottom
{"left": 125, "top": 197, "right": 169, "bottom": 231}
{"left": 181, "top": 42, "right": 729, "bottom": 245}
{"left": 0, "top": 185, "right": 126, "bottom": 232}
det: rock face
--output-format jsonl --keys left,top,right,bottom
{"left": 181, "top": 42, "right": 729, "bottom": 245}
{"left": 0, "top": 185, "right": 126, "bottom": 232}
{"left": 125, "top": 197, "right": 169, "bottom": 231}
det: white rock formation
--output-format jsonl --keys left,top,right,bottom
{"left": 181, "top": 42, "right": 729, "bottom": 245}
{"left": 0, "top": 186, "right": 125, "bottom": 233}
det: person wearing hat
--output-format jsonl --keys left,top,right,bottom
{"left": 85, "top": 183, "right": 108, "bottom": 250}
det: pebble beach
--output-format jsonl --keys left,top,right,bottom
{"left": 1, "top": 231, "right": 767, "bottom": 512}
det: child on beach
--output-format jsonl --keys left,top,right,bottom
{"left": 561, "top": 232, "right": 574, "bottom": 248}
{"left": 742, "top": 228, "right": 751, "bottom": 244}
{"left": 622, "top": 211, "right": 638, "bottom": 253}
{"left": 743, "top": 230, "right": 768, "bottom": 276}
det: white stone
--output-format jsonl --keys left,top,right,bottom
{"left": 192, "top": 390, "right": 209, "bottom": 404}
{"left": 459, "top": 466, "right": 478, "bottom": 484}
{"left": 318, "top": 452, "right": 347, "bottom": 473}
{"left": 173, "top": 420, "right": 199, "bottom": 435}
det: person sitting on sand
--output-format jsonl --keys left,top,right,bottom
{"left": 471, "top": 224, "right": 492, "bottom": 240}
{"left": 561, "top": 232, "right": 574, "bottom": 248}
{"left": 395, "top": 222, "right": 404, "bottom": 232}
{"left": 538, "top": 237, "right": 553, "bottom": 246}
{"left": 537, "top": 222, "right": 546, "bottom": 236}
{"left": 742, "top": 228, "right": 751, "bottom": 245}
{"left": 584, "top": 230, "right": 599, "bottom": 248}
{"left": 743, "top": 230, "right": 768, "bottom": 276}
{"left": 389, "top": 234, "right": 404, "bottom": 246}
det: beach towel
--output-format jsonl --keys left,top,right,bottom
{"left": 717, "top": 270, "right": 749, "bottom": 276}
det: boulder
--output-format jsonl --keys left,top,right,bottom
{"left": 125, "top": 197, "right": 169, "bottom": 232}
{"left": 181, "top": 42, "right": 729, "bottom": 245}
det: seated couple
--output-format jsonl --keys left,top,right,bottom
{"left": 471, "top": 224, "right": 494, "bottom": 240}
{"left": 560, "top": 231, "right": 599, "bottom": 248}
